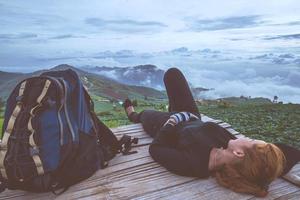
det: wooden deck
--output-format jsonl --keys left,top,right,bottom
{"left": 0, "top": 115, "right": 299, "bottom": 200}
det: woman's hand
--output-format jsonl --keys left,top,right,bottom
{"left": 163, "top": 112, "right": 199, "bottom": 126}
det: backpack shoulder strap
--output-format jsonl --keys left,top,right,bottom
{"left": 83, "top": 88, "right": 139, "bottom": 158}
{"left": 27, "top": 79, "right": 51, "bottom": 175}
{"left": 83, "top": 89, "right": 119, "bottom": 149}
{"left": 0, "top": 81, "right": 27, "bottom": 179}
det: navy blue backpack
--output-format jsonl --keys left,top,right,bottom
{"left": 0, "top": 69, "right": 137, "bottom": 193}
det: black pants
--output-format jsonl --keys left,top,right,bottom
{"left": 130, "top": 68, "right": 201, "bottom": 137}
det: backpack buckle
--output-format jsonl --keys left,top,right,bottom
{"left": 15, "top": 95, "right": 24, "bottom": 104}
{"left": 30, "top": 147, "right": 40, "bottom": 156}
{"left": 0, "top": 143, "right": 7, "bottom": 151}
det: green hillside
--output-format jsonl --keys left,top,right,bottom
{"left": 85, "top": 72, "right": 165, "bottom": 100}
{"left": 0, "top": 65, "right": 166, "bottom": 101}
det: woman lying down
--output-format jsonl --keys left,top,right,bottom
{"left": 123, "top": 68, "right": 300, "bottom": 197}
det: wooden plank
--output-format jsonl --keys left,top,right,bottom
{"left": 218, "top": 122, "right": 231, "bottom": 129}
{"left": 201, "top": 115, "right": 214, "bottom": 122}
{"left": 114, "top": 129, "right": 147, "bottom": 136}
{"left": 109, "top": 145, "right": 150, "bottom": 166}
{"left": 57, "top": 161, "right": 164, "bottom": 199}
{"left": 62, "top": 165, "right": 300, "bottom": 200}
{"left": 130, "top": 137, "right": 152, "bottom": 147}
{"left": 115, "top": 131, "right": 149, "bottom": 140}
{"left": 113, "top": 128, "right": 145, "bottom": 136}
{"left": 1, "top": 156, "right": 157, "bottom": 200}
{"left": 274, "top": 190, "right": 300, "bottom": 200}
{"left": 282, "top": 163, "right": 300, "bottom": 187}
{"left": 248, "top": 178, "right": 300, "bottom": 200}
{"left": 130, "top": 178, "right": 250, "bottom": 200}
{"left": 0, "top": 192, "right": 54, "bottom": 200}
{"left": 111, "top": 123, "right": 143, "bottom": 132}
{"left": 131, "top": 173, "right": 300, "bottom": 200}
{"left": 225, "top": 127, "right": 240, "bottom": 135}
{"left": 59, "top": 165, "right": 197, "bottom": 199}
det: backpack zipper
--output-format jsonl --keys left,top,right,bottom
{"left": 50, "top": 78, "right": 64, "bottom": 145}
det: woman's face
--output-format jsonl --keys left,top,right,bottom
{"left": 222, "top": 138, "right": 267, "bottom": 164}
{"left": 227, "top": 138, "right": 266, "bottom": 151}
{"left": 220, "top": 138, "right": 267, "bottom": 165}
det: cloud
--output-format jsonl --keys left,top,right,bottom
{"left": 249, "top": 53, "right": 273, "bottom": 60}
{"left": 278, "top": 54, "right": 295, "bottom": 59}
{"left": 94, "top": 50, "right": 138, "bottom": 59}
{"left": 0, "top": 3, "right": 65, "bottom": 29}
{"left": 186, "top": 15, "right": 264, "bottom": 31}
{"left": 201, "top": 79, "right": 300, "bottom": 103}
{"left": 85, "top": 18, "right": 167, "bottom": 33}
{"left": 264, "top": 33, "right": 300, "bottom": 40}
{"left": 285, "top": 70, "right": 300, "bottom": 87}
{"left": 272, "top": 58, "right": 290, "bottom": 65}
{"left": 91, "top": 47, "right": 227, "bottom": 62}
{"left": 0, "top": 33, "right": 37, "bottom": 39}
{"left": 248, "top": 53, "right": 300, "bottom": 65}
{"left": 271, "top": 21, "right": 300, "bottom": 26}
{"left": 186, "top": 67, "right": 300, "bottom": 103}
{"left": 49, "top": 34, "right": 83, "bottom": 39}
{"left": 294, "top": 58, "right": 300, "bottom": 64}
{"left": 287, "top": 21, "right": 300, "bottom": 25}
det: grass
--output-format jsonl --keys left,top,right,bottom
{"left": 94, "top": 99, "right": 168, "bottom": 128}
{"left": 93, "top": 100, "right": 300, "bottom": 148}
{"left": 0, "top": 118, "right": 3, "bottom": 133}
{"left": 198, "top": 103, "right": 300, "bottom": 148}
{"left": 0, "top": 99, "right": 299, "bottom": 148}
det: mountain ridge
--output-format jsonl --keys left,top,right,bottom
{"left": 82, "top": 64, "right": 165, "bottom": 90}
{"left": 0, "top": 64, "right": 166, "bottom": 101}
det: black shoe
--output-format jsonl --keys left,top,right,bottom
{"left": 123, "top": 99, "right": 140, "bottom": 123}
{"left": 123, "top": 98, "right": 133, "bottom": 110}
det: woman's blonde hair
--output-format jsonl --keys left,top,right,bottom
{"left": 214, "top": 143, "right": 286, "bottom": 197}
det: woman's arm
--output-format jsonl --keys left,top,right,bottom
{"left": 149, "top": 124, "right": 197, "bottom": 177}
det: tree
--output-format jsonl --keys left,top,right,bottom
{"left": 273, "top": 96, "right": 278, "bottom": 103}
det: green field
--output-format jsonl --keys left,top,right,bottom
{"left": 0, "top": 99, "right": 299, "bottom": 148}
{"left": 198, "top": 103, "right": 300, "bottom": 148}
{"left": 0, "top": 118, "right": 3, "bottom": 133}
{"left": 91, "top": 99, "right": 300, "bottom": 148}
{"left": 94, "top": 98, "right": 168, "bottom": 128}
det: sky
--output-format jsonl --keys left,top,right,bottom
{"left": 0, "top": 0, "right": 300, "bottom": 102}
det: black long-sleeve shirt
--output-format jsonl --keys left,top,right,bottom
{"left": 149, "top": 120, "right": 236, "bottom": 177}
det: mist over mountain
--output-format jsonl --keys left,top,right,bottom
{"left": 0, "top": 64, "right": 166, "bottom": 101}
{"left": 191, "top": 87, "right": 211, "bottom": 99}
{"left": 82, "top": 64, "right": 165, "bottom": 90}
